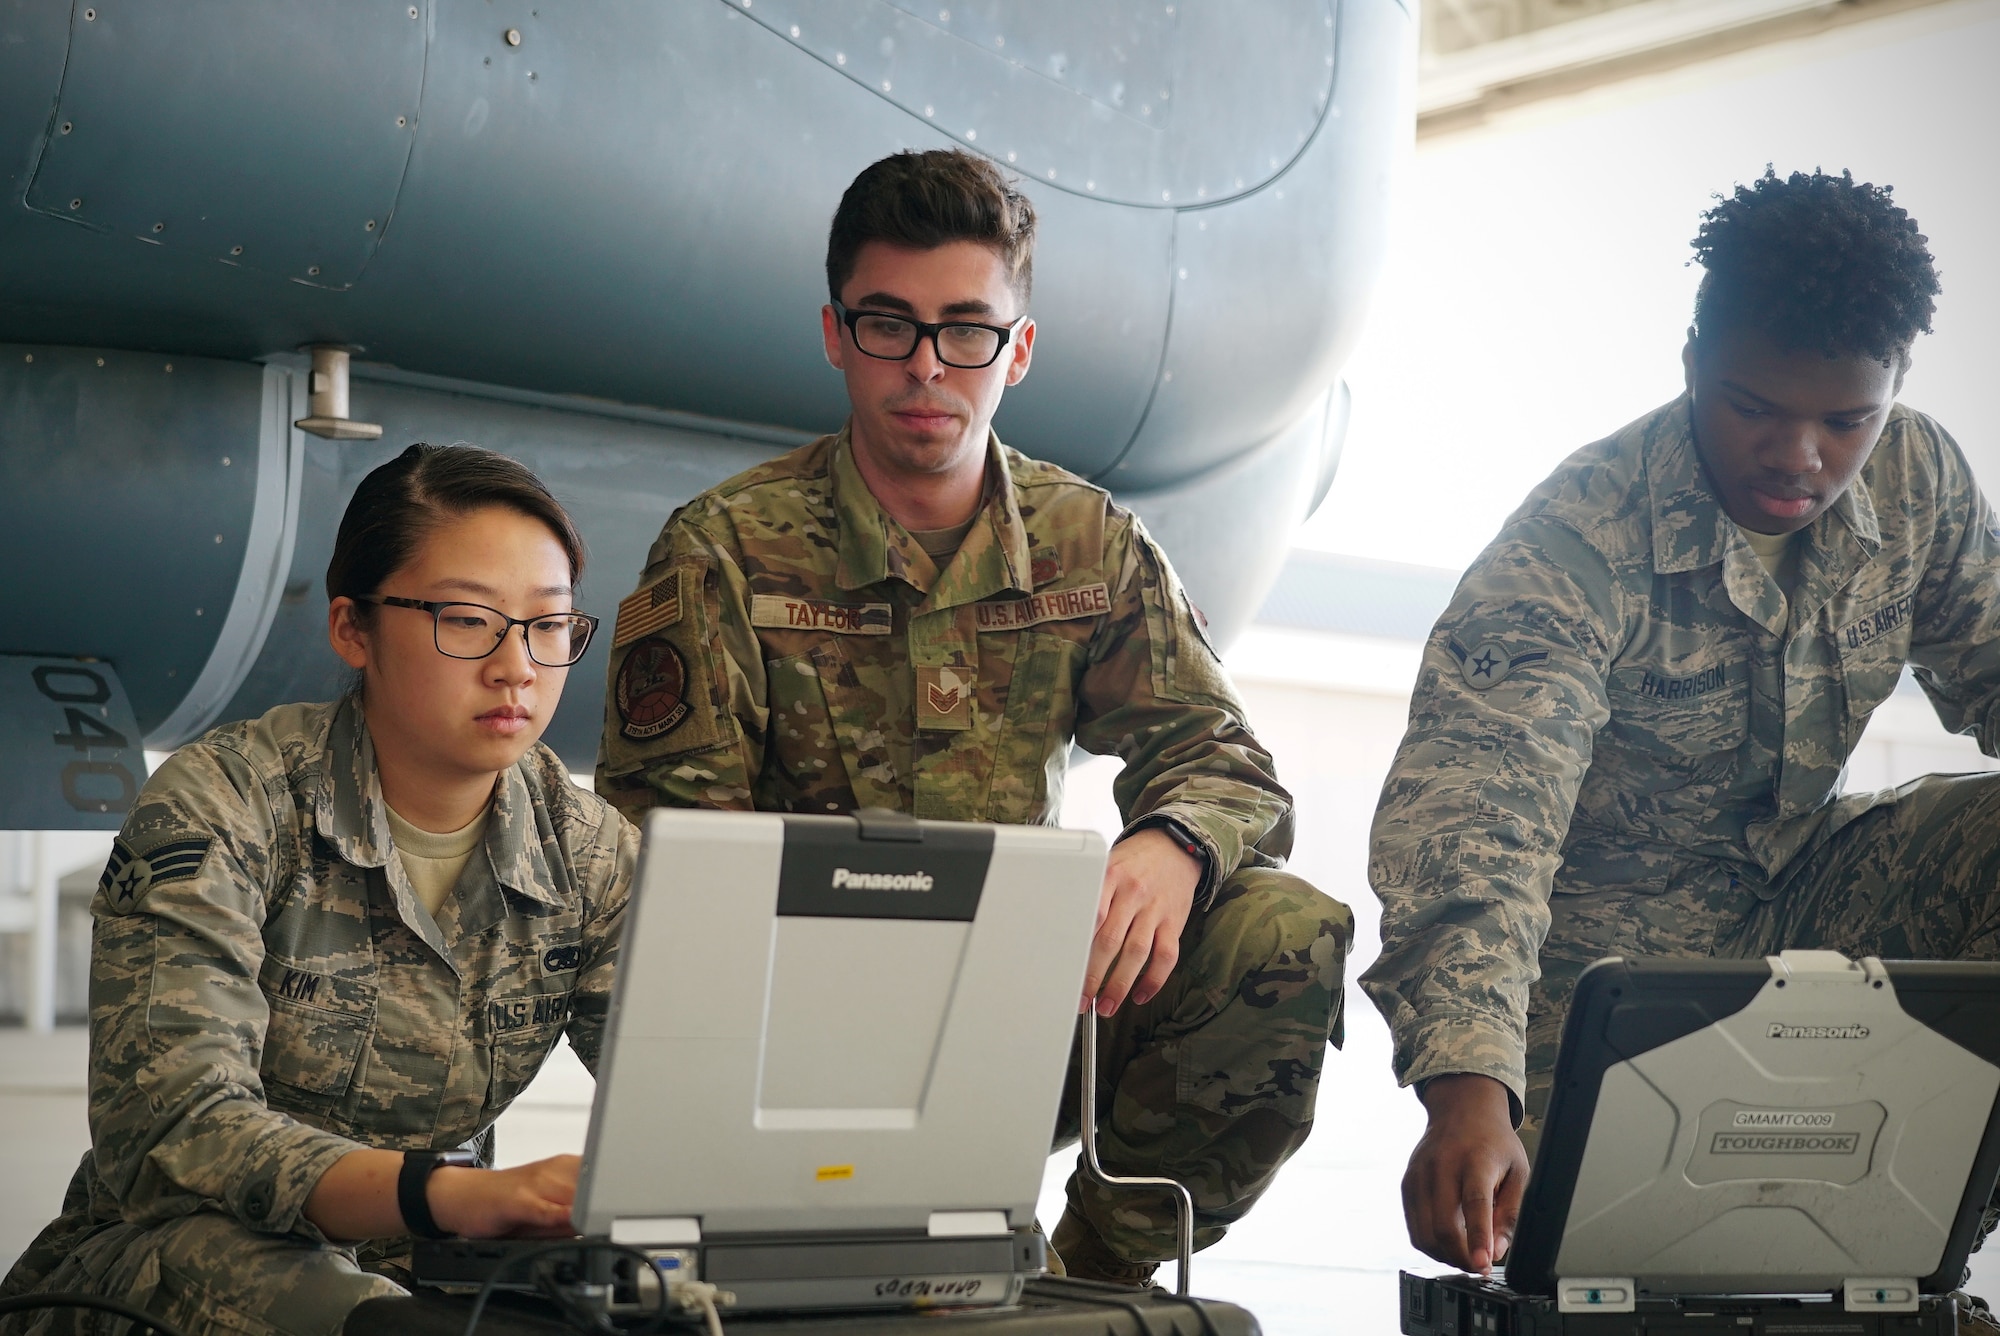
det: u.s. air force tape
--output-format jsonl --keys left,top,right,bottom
{"left": 1446, "top": 637, "right": 1550, "bottom": 690}
{"left": 99, "top": 835, "right": 213, "bottom": 912}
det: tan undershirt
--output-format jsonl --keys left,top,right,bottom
{"left": 1741, "top": 524, "right": 1804, "bottom": 600}
{"left": 909, "top": 514, "right": 980, "bottom": 564}
{"left": 386, "top": 803, "right": 490, "bottom": 918}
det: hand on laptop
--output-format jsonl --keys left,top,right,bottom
{"left": 1404, "top": 1074, "right": 1529, "bottom": 1275}
{"left": 1081, "top": 828, "right": 1201, "bottom": 1017}
{"left": 431, "top": 1154, "right": 584, "bottom": 1239}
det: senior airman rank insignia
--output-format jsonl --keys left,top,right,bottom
{"left": 1447, "top": 637, "right": 1549, "bottom": 690}
{"left": 917, "top": 664, "right": 973, "bottom": 731}
{"left": 99, "top": 834, "right": 212, "bottom": 912}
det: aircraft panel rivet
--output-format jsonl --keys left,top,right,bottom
{"left": 505, "top": 27, "right": 521, "bottom": 45}
{"left": 96, "top": 357, "right": 105, "bottom": 367}
{"left": 69, "top": 198, "right": 81, "bottom": 210}
{"left": 397, "top": 115, "right": 407, "bottom": 127}
{"left": 230, "top": 245, "right": 243, "bottom": 255}
{"left": 164, "top": 363, "right": 173, "bottom": 372}
{"left": 365, "top": 219, "right": 377, "bottom": 231}
{"left": 83, "top": 7, "right": 94, "bottom": 19}
{"left": 308, "top": 265, "right": 321, "bottom": 276}
{"left": 60, "top": 122, "right": 72, "bottom": 135}
{"left": 152, "top": 222, "right": 164, "bottom": 233}
{"left": 409, "top": 5, "right": 418, "bottom": 15}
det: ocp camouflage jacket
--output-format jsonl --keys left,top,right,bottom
{"left": 596, "top": 428, "right": 1293, "bottom": 902}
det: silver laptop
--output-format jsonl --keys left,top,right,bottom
{"left": 568, "top": 806, "right": 1105, "bottom": 1312}
{"left": 1509, "top": 949, "right": 2000, "bottom": 1306}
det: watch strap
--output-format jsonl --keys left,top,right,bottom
{"left": 398, "top": 1150, "right": 475, "bottom": 1240}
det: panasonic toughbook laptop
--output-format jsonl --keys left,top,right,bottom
{"left": 416, "top": 807, "right": 1105, "bottom": 1314}
{"left": 1402, "top": 951, "right": 2000, "bottom": 1336}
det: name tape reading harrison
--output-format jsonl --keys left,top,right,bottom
{"left": 831, "top": 867, "right": 934, "bottom": 892}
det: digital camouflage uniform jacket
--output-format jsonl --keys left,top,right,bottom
{"left": 19, "top": 696, "right": 631, "bottom": 1265}
{"left": 597, "top": 428, "right": 1293, "bottom": 893}
{"left": 1364, "top": 397, "right": 2000, "bottom": 1100}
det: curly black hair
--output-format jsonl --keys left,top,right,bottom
{"left": 1691, "top": 168, "right": 1940, "bottom": 365}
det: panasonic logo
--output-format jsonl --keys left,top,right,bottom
{"left": 831, "top": 867, "right": 934, "bottom": 892}
{"left": 1767, "top": 1022, "right": 1869, "bottom": 1040}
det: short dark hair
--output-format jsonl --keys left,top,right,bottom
{"left": 1691, "top": 168, "right": 1940, "bottom": 366}
{"left": 326, "top": 444, "right": 586, "bottom": 621}
{"left": 826, "top": 149, "right": 1037, "bottom": 307}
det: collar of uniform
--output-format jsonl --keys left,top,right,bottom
{"left": 830, "top": 426, "right": 1033, "bottom": 601}
{"left": 1646, "top": 394, "right": 1883, "bottom": 577}
{"left": 316, "top": 693, "right": 561, "bottom": 912}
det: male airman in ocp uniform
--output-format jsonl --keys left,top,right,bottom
{"left": 597, "top": 149, "right": 1349, "bottom": 1285}
{"left": 1363, "top": 170, "right": 2000, "bottom": 1280}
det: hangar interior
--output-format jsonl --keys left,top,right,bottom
{"left": 5, "top": 0, "right": 2000, "bottom": 1329}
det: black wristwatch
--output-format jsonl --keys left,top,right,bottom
{"left": 398, "top": 1149, "right": 479, "bottom": 1240}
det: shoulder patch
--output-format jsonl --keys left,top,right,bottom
{"left": 615, "top": 636, "right": 692, "bottom": 739}
{"left": 749, "top": 594, "right": 893, "bottom": 635}
{"left": 613, "top": 571, "right": 683, "bottom": 648}
{"left": 99, "top": 834, "right": 213, "bottom": 912}
{"left": 1447, "top": 637, "right": 1549, "bottom": 690}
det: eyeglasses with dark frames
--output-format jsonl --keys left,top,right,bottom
{"left": 361, "top": 596, "right": 599, "bottom": 667}
{"left": 832, "top": 300, "right": 1028, "bottom": 370}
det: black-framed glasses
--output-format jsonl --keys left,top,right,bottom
{"left": 833, "top": 300, "right": 1027, "bottom": 370}
{"left": 363, "top": 596, "right": 599, "bottom": 667}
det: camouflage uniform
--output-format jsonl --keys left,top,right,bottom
{"left": 1363, "top": 396, "right": 2000, "bottom": 1146}
{"left": 597, "top": 428, "right": 1350, "bottom": 1261}
{"left": 1, "top": 696, "right": 633, "bottom": 1336}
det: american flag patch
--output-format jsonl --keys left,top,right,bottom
{"left": 613, "top": 571, "right": 683, "bottom": 647}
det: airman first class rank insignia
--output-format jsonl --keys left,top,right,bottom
{"left": 1447, "top": 637, "right": 1549, "bottom": 690}
{"left": 613, "top": 571, "right": 682, "bottom": 648}
{"left": 99, "top": 835, "right": 213, "bottom": 912}
{"left": 749, "top": 595, "right": 893, "bottom": 635}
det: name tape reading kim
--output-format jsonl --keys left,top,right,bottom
{"left": 831, "top": 867, "right": 934, "bottom": 892}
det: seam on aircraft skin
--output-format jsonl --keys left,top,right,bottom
{"left": 722, "top": 0, "right": 1342, "bottom": 212}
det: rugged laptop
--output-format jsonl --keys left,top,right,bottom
{"left": 1402, "top": 950, "right": 2000, "bottom": 1336}
{"left": 417, "top": 807, "right": 1105, "bottom": 1314}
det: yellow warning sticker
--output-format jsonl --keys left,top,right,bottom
{"left": 815, "top": 1164, "right": 855, "bottom": 1182}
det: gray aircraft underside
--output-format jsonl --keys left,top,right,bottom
{"left": 0, "top": 0, "right": 1410, "bottom": 828}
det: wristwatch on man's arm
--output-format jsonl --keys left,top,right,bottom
{"left": 1120, "top": 813, "right": 1217, "bottom": 903}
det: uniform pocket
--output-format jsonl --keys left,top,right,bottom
{"left": 482, "top": 988, "right": 574, "bottom": 1111}
{"left": 1605, "top": 670, "right": 1750, "bottom": 767}
{"left": 257, "top": 956, "right": 375, "bottom": 1109}
{"left": 989, "top": 631, "right": 1084, "bottom": 822}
